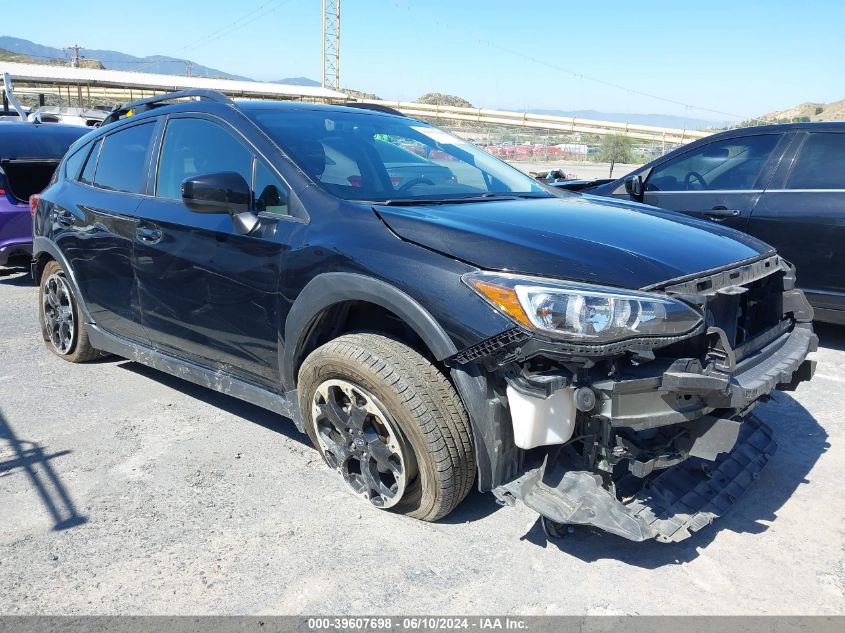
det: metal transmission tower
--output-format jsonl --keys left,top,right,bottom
{"left": 321, "top": 0, "right": 340, "bottom": 90}
{"left": 67, "top": 44, "right": 83, "bottom": 67}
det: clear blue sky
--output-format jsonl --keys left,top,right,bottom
{"left": 5, "top": 0, "right": 841, "bottom": 122}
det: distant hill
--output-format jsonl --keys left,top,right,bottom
{"left": 0, "top": 36, "right": 248, "bottom": 79}
{"left": 0, "top": 46, "right": 103, "bottom": 69}
{"left": 343, "top": 89, "right": 382, "bottom": 101}
{"left": 527, "top": 108, "right": 719, "bottom": 130}
{"left": 759, "top": 99, "right": 845, "bottom": 123}
{"left": 275, "top": 77, "right": 321, "bottom": 87}
{"left": 416, "top": 93, "right": 474, "bottom": 108}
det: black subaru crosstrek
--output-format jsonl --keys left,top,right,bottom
{"left": 31, "top": 90, "right": 816, "bottom": 542}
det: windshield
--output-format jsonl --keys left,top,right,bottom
{"left": 245, "top": 108, "right": 550, "bottom": 203}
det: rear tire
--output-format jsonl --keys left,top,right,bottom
{"left": 298, "top": 333, "right": 476, "bottom": 521}
{"left": 39, "top": 260, "right": 101, "bottom": 363}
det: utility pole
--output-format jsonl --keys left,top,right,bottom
{"left": 321, "top": 0, "right": 340, "bottom": 91}
{"left": 67, "top": 44, "right": 83, "bottom": 68}
{"left": 65, "top": 45, "right": 85, "bottom": 108}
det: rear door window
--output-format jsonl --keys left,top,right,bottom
{"left": 93, "top": 123, "right": 155, "bottom": 194}
{"left": 785, "top": 133, "right": 845, "bottom": 189}
{"left": 646, "top": 134, "right": 780, "bottom": 192}
{"left": 156, "top": 118, "right": 252, "bottom": 200}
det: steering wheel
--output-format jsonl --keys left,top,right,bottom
{"left": 397, "top": 177, "right": 435, "bottom": 193}
{"left": 685, "top": 171, "right": 707, "bottom": 190}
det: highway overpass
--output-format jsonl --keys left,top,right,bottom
{"left": 1, "top": 61, "right": 711, "bottom": 145}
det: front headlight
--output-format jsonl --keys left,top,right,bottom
{"left": 463, "top": 272, "right": 702, "bottom": 343}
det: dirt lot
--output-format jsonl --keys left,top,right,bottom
{"left": 510, "top": 161, "right": 643, "bottom": 181}
{"left": 0, "top": 266, "right": 843, "bottom": 615}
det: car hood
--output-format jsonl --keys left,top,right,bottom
{"left": 374, "top": 195, "right": 775, "bottom": 289}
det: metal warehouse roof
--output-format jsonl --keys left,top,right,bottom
{"left": 0, "top": 61, "right": 346, "bottom": 100}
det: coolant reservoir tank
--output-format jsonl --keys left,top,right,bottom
{"left": 506, "top": 385, "right": 577, "bottom": 450}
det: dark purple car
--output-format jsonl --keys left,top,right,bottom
{"left": 0, "top": 122, "right": 87, "bottom": 268}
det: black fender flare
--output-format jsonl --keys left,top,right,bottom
{"left": 32, "top": 236, "right": 95, "bottom": 323}
{"left": 282, "top": 272, "right": 501, "bottom": 490}
{"left": 282, "top": 272, "right": 457, "bottom": 388}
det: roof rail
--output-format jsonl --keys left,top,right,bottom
{"left": 343, "top": 102, "right": 406, "bottom": 117}
{"left": 101, "top": 89, "right": 234, "bottom": 126}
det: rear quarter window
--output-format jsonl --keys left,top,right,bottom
{"left": 64, "top": 145, "right": 88, "bottom": 180}
{"left": 79, "top": 139, "right": 102, "bottom": 186}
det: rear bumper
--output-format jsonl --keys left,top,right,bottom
{"left": 0, "top": 201, "right": 32, "bottom": 266}
{"left": 497, "top": 415, "right": 776, "bottom": 543}
{"left": 0, "top": 240, "right": 32, "bottom": 267}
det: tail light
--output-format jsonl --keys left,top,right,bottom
{"left": 29, "top": 194, "right": 41, "bottom": 217}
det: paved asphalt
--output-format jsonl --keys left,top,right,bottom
{"left": 0, "top": 266, "right": 842, "bottom": 615}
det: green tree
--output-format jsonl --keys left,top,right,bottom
{"left": 599, "top": 135, "right": 634, "bottom": 177}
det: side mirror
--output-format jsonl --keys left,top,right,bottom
{"left": 624, "top": 174, "right": 644, "bottom": 200}
{"left": 182, "top": 172, "right": 260, "bottom": 234}
{"left": 182, "top": 172, "right": 251, "bottom": 216}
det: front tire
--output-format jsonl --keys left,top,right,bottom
{"left": 298, "top": 333, "right": 476, "bottom": 521}
{"left": 39, "top": 260, "right": 100, "bottom": 363}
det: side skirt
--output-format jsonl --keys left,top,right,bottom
{"left": 87, "top": 324, "right": 294, "bottom": 421}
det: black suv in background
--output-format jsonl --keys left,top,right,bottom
{"left": 31, "top": 91, "right": 816, "bottom": 543}
{"left": 574, "top": 122, "right": 845, "bottom": 325}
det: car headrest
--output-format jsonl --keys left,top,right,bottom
{"left": 287, "top": 140, "right": 326, "bottom": 178}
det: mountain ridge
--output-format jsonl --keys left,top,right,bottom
{"left": 5, "top": 35, "right": 788, "bottom": 129}
{"left": 526, "top": 109, "right": 719, "bottom": 130}
{"left": 0, "top": 36, "right": 250, "bottom": 80}
{"left": 758, "top": 99, "right": 845, "bottom": 122}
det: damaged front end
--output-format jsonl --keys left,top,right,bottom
{"left": 450, "top": 255, "right": 816, "bottom": 542}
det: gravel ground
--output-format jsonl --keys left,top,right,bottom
{"left": 510, "top": 161, "right": 643, "bottom": 181}
{"left": 0, "top": 266, "right": 843, "bottom": 615}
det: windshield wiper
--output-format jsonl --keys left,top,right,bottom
{"left": 379, "top": 193, "right": 549, "bottom": 206}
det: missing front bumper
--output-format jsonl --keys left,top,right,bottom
{"left": 593, "top": 323, "right": 817, "bottom": 431}
{"left": 494, "top": 415, "right": 777, "bottom": 543}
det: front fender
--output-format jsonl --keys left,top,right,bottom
{"left": 281, "top": 271, "right": 511, "bottom": 491}
{"left": 281, "top": 272, "right": 458, "bottom": 389}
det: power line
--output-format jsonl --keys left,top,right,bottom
{"left": 170, "top": 0, "right": 294, "bottom": 56}
{"left": 390, "top": 1, "right": 763, "bottom": 123}
{"left": 11, "top": 51, "right": 189, "bottom": 66}
{"left": 479, "top": 39, "right": 763, "bottom": 123}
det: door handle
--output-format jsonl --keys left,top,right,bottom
{"left": 706, "top": 206, "right": 741, "bottom": 221}
{"left": 55, "top": 210, "right": 74, "bottom": 227}
{"left": 136, "top": 226, "right": 163, "bottom": 244}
